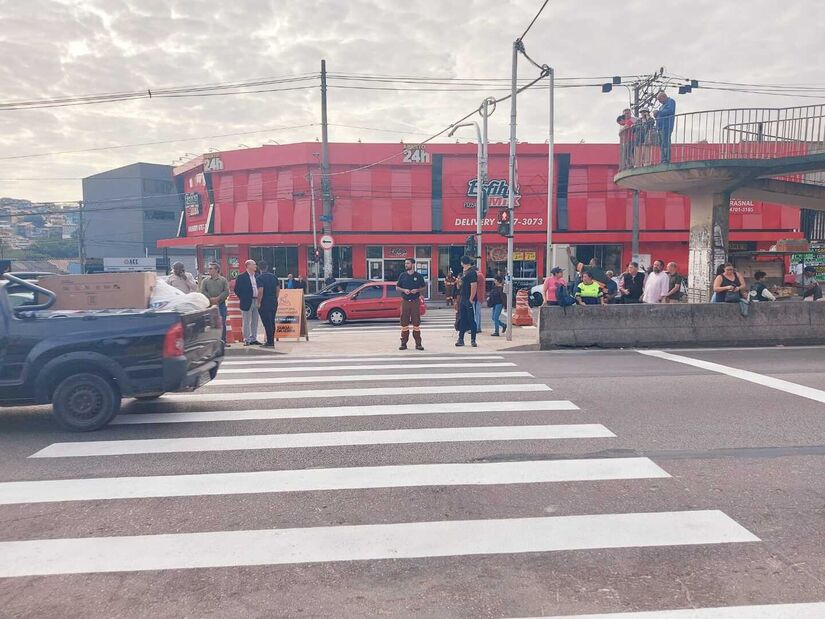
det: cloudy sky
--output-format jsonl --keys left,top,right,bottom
{"left": 1, "top": 0, "right": 822, "bottom": 202}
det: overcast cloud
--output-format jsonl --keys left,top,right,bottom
{"left": 1, "top": 0, "right": 823, "bottom": 202}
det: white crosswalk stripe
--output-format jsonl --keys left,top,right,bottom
{"left": 0, "top": 511, "right": 757, "bottom": 578}
{"left": 0, "top": 458, "right": 669, "bottom": 505}
{"left": 154, "top": 383, "right": 553, "bottom": 403}
{"left": 113, "top": 399, "right": 579, "bottom": 425}
{"left": 30, "top": 424, "right": 616, "bottom": 458}
{"left": 217, "top": 361, "right": 516, "bottom": 374}
{"left": 527, "top": 603, "right": 825, "bottom": 618}
{"left": 2, "top": 349, "right": 772, "bottom": 616}
{"left": 209, "top": 371, "right": 532, "bottom": 386}
{"left": 221, "top": 355, "right": 504, "bottom": 366}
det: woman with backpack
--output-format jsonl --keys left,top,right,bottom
{"left": 543, "top": 267, "right": 566, "bottom": 306}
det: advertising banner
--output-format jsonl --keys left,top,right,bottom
{"left": 275, "top": 289, "right": 308, "bottom": 341}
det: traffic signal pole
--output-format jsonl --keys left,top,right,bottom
{"left": 505, "top": 40, "right": 519, "bottom": 342}
{"left": 320, "top": 59, "right": 333, "bottom": 280}
{"left": 545, "top": 67, "right": 554, "bottom": 278}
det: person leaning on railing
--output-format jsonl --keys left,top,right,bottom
{"left": 653, "top": 92, "right": 676, "bottom": 164}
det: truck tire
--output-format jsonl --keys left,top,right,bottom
{"left": 52, "top": 373, "right": 121, "bottom": 432}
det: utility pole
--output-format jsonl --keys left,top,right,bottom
{"left": 479, "top": 98, "right": 492, "bottom": 275}
{"left": 77, "top": 200, "right": 86, "bottom": 274}
{"left": 545, "top": 67, "right": 555, "bottom": 278}
{"left": 309, "top": 172, "right": 320, "bottom": 292}
{"left": 320, "top": 59, "right": 333, "bottom": 281}
{"left": 631, "top": 84, "right": 641, "bottom": 259}
{"left": 505, "top": 40, "right": 519, "bottom": 342}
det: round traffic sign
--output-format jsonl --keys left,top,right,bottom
{"left": 320, "top": 235, "right": 335, "bottom": 250}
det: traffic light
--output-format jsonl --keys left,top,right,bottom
{"left": 312, "top": 247, "right": 321, "bottom": 262}
{"left": 497, "top": 209, "right": 512, "bottom": 237}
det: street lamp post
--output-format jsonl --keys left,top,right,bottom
{"left": 545, "top": 67, "right": 555, "bottom": 278}
{"left": 447, "top": 120, "right": 486, "bottom": 275}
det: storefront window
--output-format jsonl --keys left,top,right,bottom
{"left": 415, "top": 246, "right": 431, "bottom": 259}
{"left": 249, "top": 246, "right": 298, "bottom": 278}
{"left": 487, "top": 247, "right": 538, "bottom": 283}
{"left": 571, "top": 244, "right": 623, "bottom": 273}
{"left": 366, "top": 246, "right": 382, "bottom": 259}
{"left": 201, "top": 248, "right": 221, "bottom": 272}
{"left": 306, "top": 246, "right": 352, "bottom": 279}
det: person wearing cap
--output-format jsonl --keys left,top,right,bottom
{"left": 543, "top": 267, "right": 566, "bottom": 306}
{"left": 798, "top": 266, "right": 822, "bottom": 300}
{"left": 166, "top": 262, "right": 198, "bottom": 294}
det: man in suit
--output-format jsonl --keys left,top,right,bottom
{"left": 257, "top": 261, "right": 280, "bottom": 347}
{"left": 234, "top": 259, "right": 261, "bottom": 346}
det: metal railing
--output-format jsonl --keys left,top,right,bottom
{"left": 618, "top": 103, "right": 825, "bottom": 171}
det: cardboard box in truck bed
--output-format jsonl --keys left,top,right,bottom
{"left": 38, "top": 272, "right": 157, "bottom": 310}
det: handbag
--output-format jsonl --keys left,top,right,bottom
{"left": 724, "top": 291, "right": 740, "bottom": 303}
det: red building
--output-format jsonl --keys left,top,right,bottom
{"left": 159, "top": 142, "right": 801, "bottom": 297}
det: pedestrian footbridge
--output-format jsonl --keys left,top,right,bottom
{"left": 613, "top": 104, "right": 825, "bottom": 301}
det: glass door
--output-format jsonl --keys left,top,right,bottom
{"left": 416, "top": 260, "right": 431, "bottom": 299}
{"left": 368, "top": 259, "right": 384, "bottom": 280}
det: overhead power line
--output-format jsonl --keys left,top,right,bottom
{"left": 520, "top": 0, "right": 551, "bottom": 41}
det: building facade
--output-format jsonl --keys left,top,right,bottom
{"left": 158, "top": 143, "right": 802, "bottom": 296}
{"left": 82, "top": 162, "right": 194, "bottom": 270}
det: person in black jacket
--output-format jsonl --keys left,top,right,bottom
{"left": 234, "top": 260, "right": 261, "bottom": 345}
{"left": 256, "top": 261, "right": 280, "bottom": 347}
{"left": 489, "top": 276, "right": 506, "bottom": 336}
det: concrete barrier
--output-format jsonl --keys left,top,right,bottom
{"left": 538, "top": 301, "right": 825, "bottom": 349}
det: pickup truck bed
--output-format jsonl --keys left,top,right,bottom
{"left": 0, "top": 275, "right": 224, "bottom": 430}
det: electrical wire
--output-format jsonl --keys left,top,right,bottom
{"left": 519, "top": 0, "right": 551, "bottom": 41}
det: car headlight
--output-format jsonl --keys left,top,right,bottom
{"left": 317, "top": 301, "right": 328, "bottom": 310}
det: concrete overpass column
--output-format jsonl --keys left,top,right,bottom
{"left": 687, "top": 191, "right": 730, "bottom": 303}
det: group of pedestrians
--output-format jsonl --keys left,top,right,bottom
{"left": 543, "top": 250, "right": 688, "bottom": 307}
{"left": 618, "top": 91, "right": 676, "bottom": 167}
{"left": 234, "top": 259, "right": 280, "bottom": 347}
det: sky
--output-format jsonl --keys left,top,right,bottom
{"left": 0, "top": 0, "right": 823, "bottom": 202}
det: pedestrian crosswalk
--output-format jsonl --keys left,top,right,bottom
{"left": 0, "top": 351, "right": 797, "bottom": 615}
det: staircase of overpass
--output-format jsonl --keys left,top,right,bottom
{"left": 614, "top": 103, "right": 825, "bottom": 301}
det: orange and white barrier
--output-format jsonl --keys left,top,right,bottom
{"left": 512, "top": 288, "right": 534, "bottom": 326}
{"left": 226, "top": 294, "right": 243, "bottom": 343}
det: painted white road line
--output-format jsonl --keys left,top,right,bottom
{"left": 30, "top": 424, "right": 615, "bottom": 458}
{"left": 113, "top": 399, "right": 579, "bottom": 425}
{"left": 530, "top": 602, "right": 825, "bottom": 618}
{"left": 0, "top": 458, "right": 669, "bottom": 505}
{"left": 639, "top": 349, "right": 825, "bottom": 404}
{"left": 218, "top": 362, "right": 516, "bottom": 374}
{"left": 0, "top": 510, "right": 758, "bottom": 578}
{"left": 221, "top": 355, "right": 504, "bottom": 366}
{"left": 209, "top": 371, "right": 532, "bottom": 387}
{"left": 147, "top": 383, "right": 553, "bottom": 404}
{"left": 309, "top": 327, "right": 457, "bottom": 337}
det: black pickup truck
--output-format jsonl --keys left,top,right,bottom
{"left": 0, "top": 273, "right": 224, "bottom": 431}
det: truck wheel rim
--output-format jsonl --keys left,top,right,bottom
{"left": 67, "top": 385, "right": 103, "bottom": 420}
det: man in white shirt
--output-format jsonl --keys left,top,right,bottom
{"left": 642, "top": 259, "right": 670, "bottom": 304}
{"left": 166, "top": 262, "right": 198, "bottom": 293}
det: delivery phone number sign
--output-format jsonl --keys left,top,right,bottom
{"left": 275, "top": 289, "right": 309, "bottom": 341}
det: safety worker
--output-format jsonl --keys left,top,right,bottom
{"left": 396, "top": 258, "right": 426, "bottom": 350}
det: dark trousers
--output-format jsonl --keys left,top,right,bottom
{"left": 660, "top": 130, "right": 673, "bottom": 163}
{"left": 457, "top": 301, "right": 477, "bottom": 343}
{"left": 400, "top": 299, "right": 422, "bottom": 345}
{"left": 260, "top": 304, "right": 276, "bottom": 345}
{"left": 217, "top": 302, "right": 227, "bottom": 342}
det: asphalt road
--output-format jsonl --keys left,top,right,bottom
{"left": 0, "top": 342, "right": 824, "bottom": 618}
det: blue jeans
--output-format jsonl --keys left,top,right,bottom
{"left": 491, "top": 304, "right": 504, "bottom": 333}
{"left": 217, "top": 302, "right": 227, "bottom": 342}
{"left": 660, "top": 129, "right": 673, "bottom": 163}
{"left": 473, "top": 300, "right": 482, "bottom": 331}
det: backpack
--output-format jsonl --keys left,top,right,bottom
{"left": 556, "top": 283, "right": 576, "bottom": 307}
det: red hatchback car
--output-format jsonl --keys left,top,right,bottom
{"left": 316, "top": 281, "right": 427, "bottom": 326}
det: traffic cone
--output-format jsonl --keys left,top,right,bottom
{"left": 226, "top": 294, "right": 244, "bottom": 343}
{"left": 511, "top": 288, "right": 534, "bottom": 326}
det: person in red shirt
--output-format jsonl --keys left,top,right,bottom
{"left": 543, "top": 267, "right": 566, "bottom": 305}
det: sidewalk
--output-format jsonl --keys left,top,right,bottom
{"left": 225, "top": 308, "right": 539, "bottom": 356}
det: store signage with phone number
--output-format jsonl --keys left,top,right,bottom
{"left": 454, "top": 217, "right": 544, "bottom": 227}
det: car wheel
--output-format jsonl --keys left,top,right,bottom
{"left": 52, "top": 372, "right": 121, "bottom": 431}
{"left": 328, "top": 308, "right": 346, "bottom": 326}
{"left": 304, "top": 303, "right": 314, "bottom": 320}
{"left": 135, "top": 394, "right": 163, "bottom": 401}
